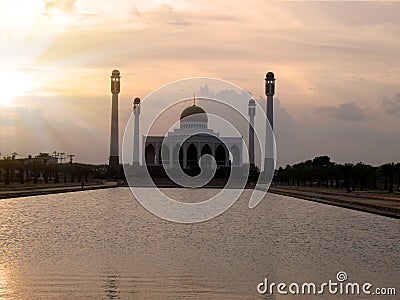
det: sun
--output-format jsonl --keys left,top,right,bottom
{"left": 0, "top": 72, "right": 36, "bottom": 106}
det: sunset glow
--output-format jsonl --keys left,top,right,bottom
{"left": 0, "top": 72, "right": 38, "bottom": 106}
{"left": 0, "top": 0, "right": 399, "bottom": 165}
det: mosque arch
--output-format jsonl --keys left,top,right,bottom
{"left": 145, "top": 144, "right": 156, "bottom": 165}
{"left": 201, "top": 144, "right": 212, "bottom": 156}
{"left": 215, "top": 144, "right": 226, "bottom": 166}
{"left": 187, "top": 143, "right": 198, "bottom": 168}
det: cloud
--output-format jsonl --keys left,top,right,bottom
{"left": 0, "top": 106, "right": 107, "bottom": 164}
{"left": 167, "top": 19, "right": 193, "bottom": 26}
{"left": 44, "top": 0, "right": 76, "bottom": 13}
{"left": 34, "top": 1, "right": 400, "bottom": 87}
{"left": 382, "top": 92, "right": 400, "bottom": 118}
{"left": 272, "top": 99, "right": 400, "bottom": 166}
{"left": 0, "top": 110, "right": 16, "bottom": 127}
{"left": 307, "top": 2, "right": 400, "bottom": 27}
{"left": 130, "top": 4, "right": 195, "bottom": 27}
{"left": 129, "top": 4, "right": 240, "bottom": 26}
{"left": 315, "top": 102, "right": 366, "bottom": 122}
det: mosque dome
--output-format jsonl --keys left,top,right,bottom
{"left": 180, "top": 105, "right": 208, "bottom": 123}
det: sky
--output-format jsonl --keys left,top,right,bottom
{"left": 0, "top": 0, "right": 399, "bottom": 167}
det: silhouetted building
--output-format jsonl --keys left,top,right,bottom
{"left": 140, "top": 100, "right": 243, "bottom": 169}
{"left": 0, "top": 153, "right": 58, "bottom": 183}
{"left": 109, "top": 69, "right": 121, "bottom": 171}
{"left": 133, "top": 97, "right": 140, "bottom": 166}
{"left": 248, "top": 98, "right": 256, "bottom": 167}
{"left": 264, "top": 72, "right": 276, "bottom": 175}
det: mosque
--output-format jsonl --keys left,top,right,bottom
{"left": 142, "top": 98, "right": 243, "bottom": 170}
{"left": 108, "top": 70, "right": 276, "bottom": 177}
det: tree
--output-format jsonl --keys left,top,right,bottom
{"left": 18, "top": 160, "right": 25, "bottom": 184}
{"left": 396, "top": 163, "right": 400, "bottom": 191}
{"left": 380, "top": 163, "right": 395, "bottom": 193}
{"left": 330, "top": 163, "right": 342, "bottom": 188}
{"left": 3, "top": 157, "right": 11, "bottom": 185}
{"left": 312, "top": 156, "right": 332, "bottom": 187}
{"left": 353, "top": 163, "right": 373, "bottom": 191}
{"left": 30, "top": 161, "right": 41, "bottom": 183}
{"left": 273, "top": 157, "right": 398, "bottom": 193}
{"left": 341, "top": 163, "right": 354, "bottom": 189}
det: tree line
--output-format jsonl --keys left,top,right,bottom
{"left": 274, "top": 156, "right": 400, "bottom": 193}
{"left": 0, "top": 153, "right": 108, "bottom": 185}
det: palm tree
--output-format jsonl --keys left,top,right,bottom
{"left": 353, "top": 163, "right": 373, "bottom": 191}
{"left": 3, "top": 157, "right": 11, "bottom": 185}
{"left": 331, "top": 163, "right": 342, "bottom": 188}
{"left": 380, "top": 163, "right": 395, "bottom": 193}
{"left": 371, "top": 166, "right": 378, "bottom": 190}
{"left": 341, "top": 163, "right": 354, "bottom": 190}
{"left": 30, "top": 160, "right": 42, "bottom": 184}
{"left": 312, "top": 156, "right": 332, "bottom": 188}
{"left": 18, "top": 160, "right": 25, "bottom": 184}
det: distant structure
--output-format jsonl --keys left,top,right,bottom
{"left": 264, "top": 72, "right": 275, "bottom": 173}
{"left": 68, "top": 154, "right": 75, "bottom": 164}
{"left": 265, "top": 72, "right": 275, "bottom": 130}
{"left": 0, "top": 153, "right": 58, "bottom": 183}
{"left": 248, "top": 99, "right": 256, "bottom": 168}
{"left": 133, "top": 97, "right": 141, "bottom": 166}
{"left": 141, "top": 97, "right": 243, "bottom": 169}
{"left": 109, "top": 69, "right": 121, "bottom": 171}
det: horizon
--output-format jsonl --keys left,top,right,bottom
{"left": 1, "top": 0, "right": 400, "bottom": 167}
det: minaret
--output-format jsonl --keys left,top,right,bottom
{"left": 133, "top": 97, "right": 141, "bottom": 166}
{"left": 109, "top": 69, "right": 121, "bottom": 171}
{"left": 264, "top": 72, "right": 275, "bottom": 176}
{"left": 248, "top": 99, "right": 256, "bottom": 168}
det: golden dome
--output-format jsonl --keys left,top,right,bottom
{"left": 180, "top": 105, "right": 207, "bottom": 122}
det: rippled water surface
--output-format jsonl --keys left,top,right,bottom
{"left": 0, "top": 188, "right": 399, "bottom": 299}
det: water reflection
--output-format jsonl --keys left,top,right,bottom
{"left": 103, "top": 273, "right": 120, "bottom": 300}
{"left": 0, "top": 268, "right": 14, "bottom": 299}
{"left": 0, "top": 188, "right": 398, "bottom": 299}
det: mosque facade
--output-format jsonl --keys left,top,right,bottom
{"left": 142, "top": 102, "right": 243, "bottom": 170}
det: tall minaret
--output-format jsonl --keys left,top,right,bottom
{"left": 265, "top": 72, "right": 275, "bottom": 130}
{"left": 248, "top": 99, "right": 256, "bottom": 168}
{"left": 133, "top": 97, "right": 141, "bottom": 166}
{"left": 264, "top": 72, "right": 275, "bottom": 176}
{"left": 109, "top": 69, "right": 121, "bottom": 171}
